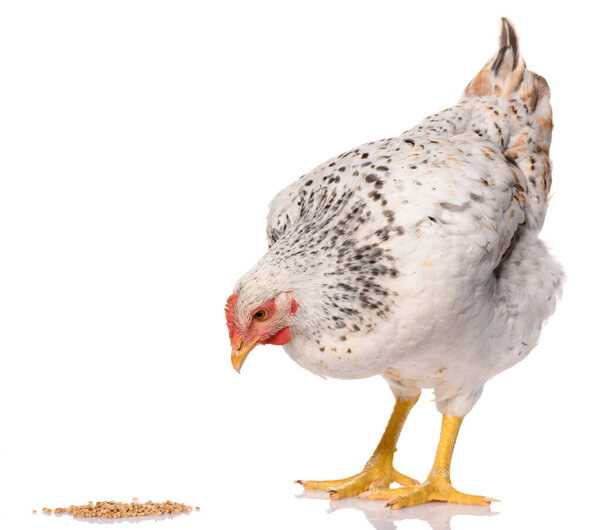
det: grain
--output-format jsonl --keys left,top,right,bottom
{"left": 40, "top": 499, "right": 195, "bottom": 519}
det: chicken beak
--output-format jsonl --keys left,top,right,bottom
{"left": 231, "top": 337, "right": 261, "bottom": 373}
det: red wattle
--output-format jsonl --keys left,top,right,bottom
{"left": 264, "top": 326, "right": 291, "bottom": 345}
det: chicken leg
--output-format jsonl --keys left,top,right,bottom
{"left": 297, "top": 393, "right": 420, "bottom": 499}
{"left": 367, "top": 415, "right": 498, "bottom": 509}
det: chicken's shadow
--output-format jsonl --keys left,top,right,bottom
{"left": 297, "top": 491, "right": 498, "bottom": 530}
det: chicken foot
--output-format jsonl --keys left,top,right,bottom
{"left": 297, "top": 393, "right": 420, "bottom": 499}
{"left": 367, "top": 415, "right": 499, "bottom": 508}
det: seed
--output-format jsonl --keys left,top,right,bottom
{"left": 37, "top": 500, "right": 196, "bottom": 519}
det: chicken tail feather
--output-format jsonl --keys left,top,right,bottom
{"left": 464, "top": 19, "right": 550, "bottom": 130}
{"left": 463, "top": 18, "right": 552, "bottom": 211}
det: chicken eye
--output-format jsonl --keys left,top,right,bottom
{"left": 253, "top": 309, "right": 268, "bottom": 321}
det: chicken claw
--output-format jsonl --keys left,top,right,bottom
{"left": 372, "top": 415, "right": 499, "bottom": 509}
{"left": 296, "top": 394, "right": 420, "bottom": 500}
{"left": 297, "top": 464, "right": 418, "bottom": 500}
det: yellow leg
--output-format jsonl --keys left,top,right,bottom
{"left": 368, "top": 415, "right": 499, "bottom": 509}
{"left": 297, "top": 393, "right": 420, "bottom": 499}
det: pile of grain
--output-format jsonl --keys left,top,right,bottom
{"left": 39, "top": 499, "right": 199, "bottom": 519}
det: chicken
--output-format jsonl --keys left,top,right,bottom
{"left": 225, "top": 18, "right": 563, "bottom": 509}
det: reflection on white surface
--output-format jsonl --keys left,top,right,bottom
{"left": 48, "top": 513, "right": 192, "bottom": 525}
{"left": 297, "top": 491, "right": 497, "bottom": 530}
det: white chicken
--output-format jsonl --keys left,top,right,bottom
{"left": 226, "top": 18, "right": 563, "bottom": 508}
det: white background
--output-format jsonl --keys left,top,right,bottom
{"left": 1, "top": 1, "right": 598, "bottom": 529}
